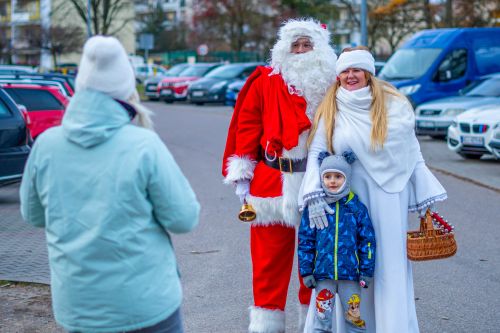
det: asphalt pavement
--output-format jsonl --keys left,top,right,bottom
{"left": 0, "top": 101, "right": 499, "bottom": 332}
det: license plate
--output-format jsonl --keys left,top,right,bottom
{"left": 418, "top": 121, "right": 434, "bottom": 128}
{"left": 161, "top": 89, "right": 172, "bottom": 95}
{"left": 193, "top": 91, "right": 204, "bottom": 97}
{"left": 461, "top": 136, "right": 484, "bottom": 145}
{"left": 146, "top": 86, "right": 157, "bottom": 91}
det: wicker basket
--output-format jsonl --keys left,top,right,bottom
{"left": 407, "top": 209, "right": 457, "bottom": 261}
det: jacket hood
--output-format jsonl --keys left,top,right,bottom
{"left": 62, "top": 90, "right": 130, "bottom": 148}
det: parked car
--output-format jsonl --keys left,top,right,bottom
{"left": 379, "top": 27, "right": 500, "bottom": 106}
{"left": 415, "top": 73, "right": 500, "bottom": 138}
{"left": 447, "top": 104, "right": 500, "bottom": 159}
{"left": 0, "top": 65, "right": 36, "bottom": 75}
{"left": 0, "top": 88, "right": 31, "bottom": 186}
{"left": 187, "top": 62, "right": 264, "bottom": 105}
{"left": 375, "top": 61, "right": 386, "bottom": 75}
{"left": 144, "top": 63, "right": 189, "bottom": 100}
{"left": 2, "top": 84, "right": 69, "bottom": 139}
{"left": 134, "top": 64, "right": 168, "bottom": 84}
{"left": 225, "top": 79, "right": 246, "bottom": 106}
{"left": 0, "top": 73, "right": 75, "bottom": 96}
{"left": 158, "top": 63, "right": 221, "bottom": 103}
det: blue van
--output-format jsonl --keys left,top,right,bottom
{"left": 378, "top": 28, "right": 500, "bottom": 107}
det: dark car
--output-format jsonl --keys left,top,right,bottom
{"left": 187, "top": 62, "right": 264, "bottom": 105}
{"left": 158, "top": 63, "right": 221, "bottom": 103}
{"left": 144, "top": 63, "right": 189, "bottom": 100}
{"left": 0, "top": 88, "right": 31, "bottom": 186}
{"left": 225, "top": 79, "right": 246, "bottom": 106}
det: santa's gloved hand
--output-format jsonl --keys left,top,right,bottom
{"left": 308, "top": 197, "right": 334, "bottom": 229}
{"left": 303, "top": 275, "right": 317, "bottom": 289}
{"left": 359, "top": 276, "right": 372, "bottom": 289}
{"left": 235, "top": 179, "right": 250, "bottom": 204}
{"left": 418, "top": 203, "right": 435, "bottom": 218}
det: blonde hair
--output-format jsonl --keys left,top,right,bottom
{"left": 127, "top": 90, "right": 154, "bottom": 130}
{"left": 307, "top": 47, "right": 403, "bottom": 152}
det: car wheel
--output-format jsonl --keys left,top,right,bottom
{"left": 430, "top": 135, "right": 447, "bottom": 140}
{"left": 459, "top": 153, "right": 482, "bottom": 160}
{"left": 195, "top": 102, "right": 204, "bottom": 106}
{"left": 164, "top": 100, "right": 174, "bottom": 104}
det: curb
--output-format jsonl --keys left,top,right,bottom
{"left": 429, "top": 166, "right": 500, "bottom": 194}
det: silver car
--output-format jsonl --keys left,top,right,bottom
{"left": 415, "top": 73, "right": 500, "bottom": 138}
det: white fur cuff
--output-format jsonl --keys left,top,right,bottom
{"left": 224, "top": 155, "right": 256, "bottom": 184}
{"left": 249, "top": 306, "right": 285, "bottom": 333}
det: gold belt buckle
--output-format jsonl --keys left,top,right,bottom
{"left": 278, "top": 157, "right": 293, "bottom": 173}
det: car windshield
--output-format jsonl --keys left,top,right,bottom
{"left": 379, "top": 48, "right": 442, "bottom": 80}
{"left": 165, "top": 64, "right": 189, "bottom": 76}
{"left": 465, "top": 77, "right": 500, "bottom": 97}
{"left": 6, "top": 88, "right": 64, "bottom": 111}
{"left": 178, "top": 65, "right": 215, "bottom": 77}
{"left": 205, "top": 65, "right": 244, "bottom": 79}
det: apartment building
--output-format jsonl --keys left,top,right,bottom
{"left": 0, "top": 0, "right": 135, "bottom": 69}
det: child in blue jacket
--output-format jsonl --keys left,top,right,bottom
{"left": 298, "top": 151, "right": 376, "bottom": 332}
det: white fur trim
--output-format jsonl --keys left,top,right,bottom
{"left": 224, "top": 155, "right": 256, "bottom": 184}
{"left": 281, "top": 132, "right": 309, "bottom": 160}
{"left": 298, "top": 303, "right": 309, "bottom": 332}
{"left": 246, "top": 171, "right": 304, "bottom": 228}
{"left": 249, "top": 306, "right": 285, "bottom": 333}
{"left": 281, "top": 171, "right": 304, "bottom": 227}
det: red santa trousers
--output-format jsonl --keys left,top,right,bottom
{"left": 250, "top": 224, "right": 311, "bottom": 310}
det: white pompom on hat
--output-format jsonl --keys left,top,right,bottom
{"left": 336, "top": 49, "right": 375, "bottom": 76}
{"left": 75, "top": 36, "right": 136, "bottom": 101}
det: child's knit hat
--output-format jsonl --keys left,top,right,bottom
{"left": 318, "top": 150, "right": 357, "bottom": 202}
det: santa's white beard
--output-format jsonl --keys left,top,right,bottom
{"left": 280, "top": 51, "right": 336, "bottom": 109}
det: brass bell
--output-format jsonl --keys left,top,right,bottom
{"left": 238, "top": 202, "right": 256, "bottom": 222}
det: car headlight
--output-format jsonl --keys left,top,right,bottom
{"left": 442, "top": 108, "right": 466, "bottom": 116}
{"left": 210, "top": 81, "right": 228, "bottom": 91}
{"left": 450, "top": 120, "right": 458, "bottom": 128}
{"left": 398, "top": 84, "right": 421, "bottom": 95}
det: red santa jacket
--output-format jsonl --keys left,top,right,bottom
{"left": 222, "top": 66, "right": 311, "bottom": 227}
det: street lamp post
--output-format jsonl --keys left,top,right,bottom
{"left": 87, "top": 0, "right": 92, "bottom": 38}
{"left": 361, "top": 0, "right": 367, "bottom": 46}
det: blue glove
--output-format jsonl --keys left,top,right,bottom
{"left": 359, "top": 276, "right": 372, "bottom": 289}
{"left": 308, "top": 197, "right": 334, "bottom": 229}
{"left": 303, "top": 275, "right": 317, "bottom": 289}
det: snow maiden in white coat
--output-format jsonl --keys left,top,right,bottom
{"left": 300, "top": 47, "right": 447, "bottom": 333}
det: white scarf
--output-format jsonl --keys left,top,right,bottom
{"left": 336, "top": 86, "right": 420, "bottom": 193}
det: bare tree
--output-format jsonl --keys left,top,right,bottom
{"left": 191, "top": 0, "right": 279, "bottom": 57}
{"left": 44, "top": 26, "right": 85, "bottom": 67}
{"left": 53, "top": 0, "right": 133, "bottom": 36}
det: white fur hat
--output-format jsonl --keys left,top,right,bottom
{"left": 336, "top": 49, "right": 375, "bottom": 76}
{"left": 75, "top": 36, "right": 136, "bottom": 101}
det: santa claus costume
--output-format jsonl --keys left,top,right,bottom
{"left": 222, "top": 19, "right": 337, "bottom": 333}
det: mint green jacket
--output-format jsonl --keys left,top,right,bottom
{"left": 20, "top": 90, "right": 200, "bottom": 333}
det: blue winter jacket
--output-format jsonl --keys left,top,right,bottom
{"left": 20, "top": 90, "right": 200, "bottom": 333}
{"left": 298, "top": 192, "right": 376, "bottom": 282}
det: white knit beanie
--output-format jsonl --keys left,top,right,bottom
{"left": 75, "top": 36, "right": 136, "bottom": 101}
{"left": 336, "top": 49, "right": 375, "bottom": 76}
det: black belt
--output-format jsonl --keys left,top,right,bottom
{"left": 263, "top": 157, "right": 307, "bottom": 173}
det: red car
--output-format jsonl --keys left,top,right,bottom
{"left": 1, "top": 84, "right": 69, "bottom": 139}
{"left": 158, "top": 63, "right": 221, "bottom": 103}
